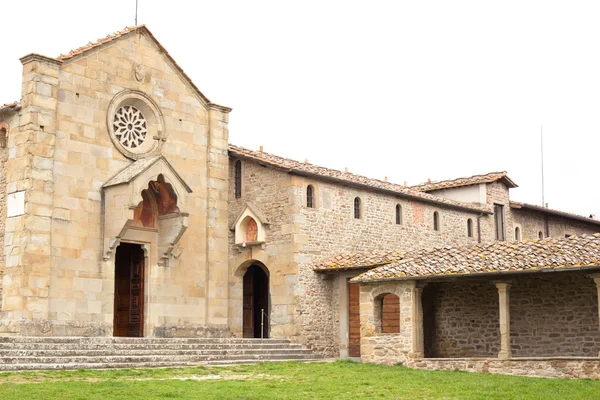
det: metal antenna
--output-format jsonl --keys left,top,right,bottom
{"left": 541, "top": 125, "right": 545, "bottom": 207}
{"left": 135, "top": 0, "right": 139, "bottom": 25}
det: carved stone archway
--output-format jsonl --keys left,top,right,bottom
{"left": 102, "top": 156, "right": 192, "bottom": 266}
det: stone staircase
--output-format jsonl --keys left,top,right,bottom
{"left": 0, "top": 336, "right": 324, "bottom": 371}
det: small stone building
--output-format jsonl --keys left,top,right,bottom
{"left": 1, "top": 25, "right": 599, "bottom": 377}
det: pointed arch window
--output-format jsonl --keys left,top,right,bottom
{"left": 433, "top": 211, "right": 440, "bottom": 231}
{"left": 234, "top": 160, "right": 242, "bottom": 199}
{"left": 307, "top": 185, "right": 314, "bottom": 208}
{"left": 467, "top": 218, "right": 473, "bottom": 238}
{"left": 395, "top": 204, "right": 402, "bottom": 225}
{"left": 354, "top": 197, "right": 361, "bottom": 219}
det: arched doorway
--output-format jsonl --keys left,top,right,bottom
{"left": 243, "top": 264, "right": 269, "bottom": 338}
{"left": 114, "top": 243, "right": 145, "bottom": 337}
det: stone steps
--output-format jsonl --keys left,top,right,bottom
{"left": 0, "top": 343, "right": 304, "bottom": 351}
{"left": 0, "top": 336, "right": 323, "bottom": 371}
{"left": 0, "top": 348, "right": 314, "bottom": 357}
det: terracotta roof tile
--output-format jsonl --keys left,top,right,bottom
{"left": 411, "top": 171, "right": 518, "bottom": 192}
{"left": 228, "top": 144, "right": 492, "bottom": 214}
{"left": 510, "top": 202, "right": 600, "bottom": 226}
{"left": 353, "top": 233, "right": 600, "bottom": 282}
{"left": 313, "top": 250, "right": 405, "bottom": 272}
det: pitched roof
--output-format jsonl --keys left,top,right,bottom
{"left": 21, "top": 25, "right": 231, "bottom": 113}
{"left": 353, "top": 233, "right": 600, "bottom": 283}
{"left": 228, "top": 144, "right": 492, "bottom": 214}
{"left": 410, "top": 171, "right": 518, "bottom": 192}
{"left": 510, "top": 202, "right": 600, "bottom": 226}
{"left": 0, "top": 102, "right": 20, "bottom": 114}
{"left": 313, "top": 250, "right": 405, "bottom": 272}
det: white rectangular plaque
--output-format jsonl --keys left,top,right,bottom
{"left": 7, "top": 191, "right": 25, "bottom": 217}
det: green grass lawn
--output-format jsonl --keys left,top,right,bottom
{"left": 0, "top": 360, "right": 598, "bottom": 399}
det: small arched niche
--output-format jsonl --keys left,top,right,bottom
{"left": 232, "top": 203, "right": 269, "bottom": 245}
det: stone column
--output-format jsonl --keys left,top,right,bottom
{"left": 495, "top": 282, "right": 512, "bottom": 359}
{"left": 589, "top": 274, "right": 600, "bottom": 357}
{"left": 205, "top": 104, "right": 232, "bottom": 326}
{"left": 411, "top": 285, "right": 424, "bottom": 358}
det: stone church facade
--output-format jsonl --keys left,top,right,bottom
{"left": 1, "top": 26, "right": 600, "bottom": 376}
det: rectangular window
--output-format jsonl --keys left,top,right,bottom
{"left": 494, "top": 204, "right": 505, "bottom": 241}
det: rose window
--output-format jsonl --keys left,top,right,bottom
{"left": 113, "top": 106, "right": 148, "bottom": 149}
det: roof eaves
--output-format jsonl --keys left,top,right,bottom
{"left": 352, "top": 264, "right": 600, "bottom": 283}
{"left": 510, "top": 202, "right": 600, "bottom": 226}
{"left": 229, "top": 145, "right": 492, "bottom": 215}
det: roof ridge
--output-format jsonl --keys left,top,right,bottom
{"left": 57, "top": 25, "right": 145, "bottom": 61}
{"left": 228, "top": 144, "right": 492, "bottom": 214}
{"left": 410, "top": 170, "right": 517, "bottom": 191}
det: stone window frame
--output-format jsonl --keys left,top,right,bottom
{"left": 514, "top": 223, "right": 522, "bottom": 241}
{"left": 0, "top": 121, "right": 8, "bottom": 148}
{"left": 353, "top": 196, "right": 363, "bottom": 220}
{"left": 538, "top": 231, "right": 544, "bottom": 240}
{"left": 467, "top": 218, "right": 473, "bottom": 238}
{"left": 395, "top": 204, "right": 403, "bottom": 225}
{"left": 433, "top": 211, "right": 440, "bottom": 231}
{"left": 107, "top": 89, "right": 165, "bottom": 160}
{"left": 234, "top": 159, "right": 243, "bottom": 199}
{"left": 305, "top": 183, "right": 319, "bottom": 209}
{"left": 370, "top": 285, "right": 404, "bottom": 336}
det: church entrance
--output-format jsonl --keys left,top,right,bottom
{"left": 113, "top": 243, "right": 145, "bottom": 337}
{"left": 243, "top": 265, "right": 269, "bottom": 338}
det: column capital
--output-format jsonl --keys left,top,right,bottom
{"left": 494, "top": 281, "right": 512, "bottom": 291}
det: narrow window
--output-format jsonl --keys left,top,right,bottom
{"left": 0, "top": 127, "right": 6, "bottom": 148}
{"left": 538, "top": 231, "right": 544, "bottom": 240}
{"left": 467, "top": 218, "right": 473, "bottom": 238}
{"left": 494, "top": 204, "right": 505, "bottom": 241}
{"left": 515, "top": 227, "right": 521, "bottom": 241}
{"left": 307, "top": 185, "right": 314, "bottom": 208}
{"left": 395, "top": 204, "right": 402, "bottom": 225}
{"left": 433, "top": 211, "right": 439, "bottom": 231}
{"left": 354, "top": 197, "right": 361, "bottom": 219}
{"left": 234, "top": 160, "right": 242, "bottom": 199}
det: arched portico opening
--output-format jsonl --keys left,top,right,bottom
{"left": 243, "top": 264, "right": 270, "bottom": 338}
{"left": 114, "top": 242, "right": 146, "bottom": 337}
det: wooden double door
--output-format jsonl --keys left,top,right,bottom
{"left": 243, "top": 265, "right": 269, "bottom": 338}
{"left": 114, "top": 243, "right": 145, "bottom": 337}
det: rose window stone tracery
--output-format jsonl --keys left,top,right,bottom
{"left": 113, "top": 106, "right": 148, "bottom": 149}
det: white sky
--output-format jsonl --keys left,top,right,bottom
{"left": 1, "top": 1, "right": 599, "bottom": 217}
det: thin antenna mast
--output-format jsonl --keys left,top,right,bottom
{"left": 541, "top": 125, "right": 545, "bottom": 207}
{"left": 135, "top": 0, "right": 139, "bottom": 25}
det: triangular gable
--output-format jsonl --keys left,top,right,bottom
{"left": 53, "top": 25, "right": 231, "bottom": 113}
{"left": 231, "top": 203, "right": 270, "bottom": 231}
{"left": 104, "top": 155, "right": 192, "bottom": 193}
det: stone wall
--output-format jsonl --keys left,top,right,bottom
{"left": 423, "top": 280, "right": 500, "bottom": 358}
{"left": 510, "top": 272, "right": 600, "bottom": 357}
{"left": 291, "top": 176, "right": 485, "bottom": 355}
{"left": 0, "top": 116, "right": 15, "bottom": 313}
{"left": 405, "top": 358, "right": 600, "bottom": 379}
{"left": 359, "top": 281, "right": 415, "bottom": 364}
{"left": 511, "top": 208, "right": 599, "bottom": 241}
{"left": 227, "top": 159, "right": 303, "bottom": 341}
{"left": 2, "top": 29, "right": 231, "bottom": 336}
